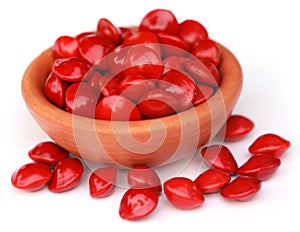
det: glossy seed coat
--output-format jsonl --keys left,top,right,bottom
{"left": 119, "top": 187, "right": 159, "bottom": 220}
{"left": 11, "top": 163, "right": 52, "bottom": 192}
{"left": 127, "top": 165, "right": 162, "bottom": 193}
{"left": 221, "top": 115, "right": 254, "bottom": 141}
{"left": 48, "top": 158, "right": 84, "bottom": 193}
{"left": 95, "top": 95, "right": 142, "bottom": 121}
{"left": 138, "top": 9, "right": 179, "bottom": 35}
{"left": 89, "top": 167, "right": 117, "bottom": 198}
{"left": 237, "top": 154, "right": 281, "bottom": 180}
{"left": 200, "top": 145, "right": 238, "bottom": 175}
{"left": 248, "top": 133, "right": 291, "bottom": 158}
{"left": 194, "top": 169, "right": 231, "bottom": 193}
{"left": 28, "top": 141, "right": 69, "bottom": 165}
{"left": 163, "top": 177, "right": 205, "bottom": 210}
{"left": 220, "top": 176, "right": 261, "bottom": 201}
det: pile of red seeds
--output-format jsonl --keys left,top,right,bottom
{"left": 13, "top": 9, "right": 292, "bottom": 220}
{"left": 44, "top": 9, "right": 220, "bottom": 120}
{"left": 11, "top": 114, "right": 291, "bottom": 220}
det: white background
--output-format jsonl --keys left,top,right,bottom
{"left": 1, "top": 0, "right": 300, "bottom": 231}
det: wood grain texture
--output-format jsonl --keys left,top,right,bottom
{"left": 21, "top": 43, "right": 243, "bottom": 167}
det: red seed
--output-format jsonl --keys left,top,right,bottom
{"left": 138, "top": 9, "right": 179, "bottom": 35}
{"left": 65, "top": 82, "right": 99, "bottom": 118}
{"left": 162, "top": 56, "right": 188, "bottom": 74}
{"left": 119, "top": 27, "right": 133, "bottom": 40}
{"left": 78, "top": 34, "right": 116, "bottom": 65}
{"left": 52, "top": 57, "right": 91, "bottom": 82}
{"left": 123, "top": 31, "right": 161, "bottom": 58}
{"left": 11, "top": 163, "right": 52, "bottom": 192}
{"left": 106, "top": 44, "right": 130, "bottom": 76}
{"left": 97, "top": 18, "right": 122, "bottom": 45}
{"left": 127, "top": 165, "right": 162, "bottom": 193}
{"left": 178, "top": 19, "right": 209, "bottom": 47}
{"left": 44, "top": 72, "right": 69, "bottom": 108}
{"left": 194, "top": 169, "right": 231, "bottom": 193}
{"left": 191, "top": 39, "right": 221, "bottom": 67}
{"left": 119, "top": 187, "right": 159, "bottom": 220}
{"left": 89, "top": 167, "right": 117, "bottom": 198}
{"left": 220, "top": 115, "right": 254, "bottom": 141}
{"left": 123, "top": 45, "right": 164, "bottom": 80}
{"left": 200, "top": 145, "right": 238, "bottom": 175}
{"left": 52, "top": 35, "right": 79, "bottom": 58}
{"left": 157, "top": 32, "right": 190, "bottom": 57}
{"left": 76, "top": 31, "right": 96, "bottom": 41}
{"left": 158, "top": 70, "right": 196, "bottom": 111}
{"left": 88, "top": 71, "right": 121, "bottom": 97}
{"left": 48, "top": 158, "right": 84, "bottom": 193}
{"left": 95, "top": 95, "right": 142, "bottom": 121}
{"left": 220, "top": 176, "right": 261, "bottom": 201}
{"left": 163, "top": 177, "right": 205, "bottom": 210}
{"left": 184, "top": 59, "right": 220, "bottom": 87}
{"left": 117, "top": 74, "right": 156, "bottom": 102}
{"left": 194, "top": 84, "right": 214, "bottom": 106}
{"left": 237, "top": 154, "right": 281, "bottom": 180}
{"left": 248, "top": 133, "right": 291, "bottom": 158}
{"left": 28, "top": 141, "right": 69, "bottom": 165}
{"left": 138, "top": 89, "right": 178, "bottom": 119}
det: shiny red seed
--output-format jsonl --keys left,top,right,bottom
{"left": 97, "top": 18, "right": 122, "bottom": 45}
{"left": 119, "top": 27, "right": 134, "bottom": 40}
{"left": 44, "top": 72, "right": 69, "bottom": 108}
{"left": 76, "top": 31, "right": 96, "bottom": 41}
{"left": 127, "top": 165, "right": 162, "bottom": 193}
{"left": 248, "top": 133, "right": 291, "bottom": 158}
{"left": 52, "top": 35, "right": 79, "bottom": 58}
{"left": 162, "top": 56, "right": 188, "bottom": 74}
{"left": 123, "top": 31, "right": 161, "bottom": 57}
{"left": 106, "top": 44, "right": 130, "bottom": 76}
{"left": 220, "top": 176, "right": 261, "bottom": 201}
{"left": 138, "top": 89, "right": 178, "bottom": 119}
{"left": 194, "top": 84, "right": 214, "bottom": 106}
{"left": 65, "top": 82, "right": 99, "bottom": 118}
{"left": 28, "top": 141, "right": 69, "bottom": 165}
{"left": 237, "top": 154, "right": 281, "bottom": 181}
{"left": 117, "top": 74, "right": 156, "bottom": 102}
{"left": 52, "top": 57, "right": 91, "bottom": 82}
{"left": 89, "top": 167, "right": 117, "bottom": 198}
{"left": 123, "top": 45, "right": 164, "bottom": 80}
{"left": 11, "top": 163, "right": 52, "bottom": 192}
{"left": 78, "top": 34, "right": 116, "bottom": 65}
{"left": 158, "top": 70, "right": 196, "bottom": 111}
{"left": 184, "top": 59, "right": 221, "bottom": 87}
{"left": 194, "top": 169, "right": 231, "bottom": 193}
{"left": 88, "top": 71, "right": 121, "bottom": 97}
{"left": 178, "top": 19, "right": 209, "bottom": 47}
{"left": 48, "top": 158, "right": 84, "bottom": 193}
{"left": 123, "top": 31, "right": 159, "bottom": 46}
{"left": 119, "top": 187, "right": 159, "bottom": 220}
{"left": 200, "top": 145, "right": 238, "bottom": 175}
{"left": 95, "top": 95, "right": 142, "bottom": 121}
{"left": 138, "top": 9, "right": 179, "bottom": 35}
{"left": 191, "top": 39, "right": 221, "bottom": 67}
{"left": 157, "top": 32, "right": 190, "bottom": 57}
{"left": 163, "top": 177, "right": 205, "bottom": 210}
{"left": 219, "top": 115, "right": 255, "bottom": 141}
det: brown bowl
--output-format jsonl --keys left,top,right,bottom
{"left": 21, "top": 43, "right": 242, "bottom": 168}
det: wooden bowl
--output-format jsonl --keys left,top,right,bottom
{"left": 21, "top": 43, "right": 242, "bottom": 168}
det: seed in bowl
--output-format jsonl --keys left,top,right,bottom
{"left": 44, "top": 9, "right": 221, "bottom": 120}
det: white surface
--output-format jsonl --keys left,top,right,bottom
{"left": 1, "top": 0, "right": 300, "bottom": 231}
